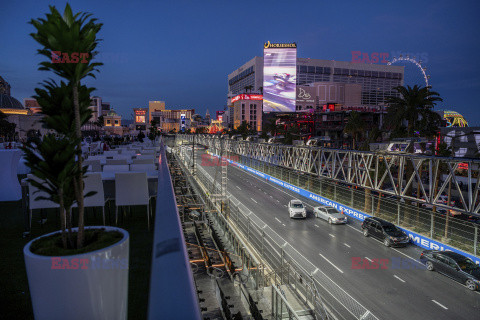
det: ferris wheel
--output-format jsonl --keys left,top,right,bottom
{"left": 387, "top": 55, "right": 430, "bottom": 88}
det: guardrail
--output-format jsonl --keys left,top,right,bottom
{"left": 176, "top": 134, "right": 480, "bottom": 216}
{"left": 179, "top": 145, "right": 377, "bottom": 320}
{"left": 147, "top": 141, "right": 201, "bottom": 320}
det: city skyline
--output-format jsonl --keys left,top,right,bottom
{"left": 1, "top": 0, "right": 479, "bottom": 124}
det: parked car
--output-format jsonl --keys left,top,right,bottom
{"left": 313, "top": 205, "right": 348, "bottom": 224}
{"left": 288, "top": 200, "right": 306, "bottom": 219}
{"left": 361, "top": 217, "right": 410, "bottom": 247}
{"left": 420, "top": 250, "right": 480, "bottom": 291}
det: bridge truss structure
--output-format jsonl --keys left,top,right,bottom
{"left": 178, "top": 135, "right": 480, "bottom": 216}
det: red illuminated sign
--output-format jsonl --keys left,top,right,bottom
{"left": 458, "top": 163, "right": 468, "bottom": 170}
{"left": 231, "top": 94, "right": 263, "bottom": 103}
{"left": 322, "top": 103, "right": 336, "bottom": 112}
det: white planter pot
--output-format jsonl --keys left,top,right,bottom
{"left": 24, "top": 226, "right": 129, "bottom": 320}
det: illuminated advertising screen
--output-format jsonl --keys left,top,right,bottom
{"left": 180, "top": 114, "right": 186, "bottom": 132}
{"left": 263, "top": 42, "right": 297, "bottom": 112}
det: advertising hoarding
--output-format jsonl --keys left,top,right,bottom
{"left": 263, "top": 42, "right": 297, "bottom": 112}
{"left": 134, "top": 108, "right": 147, "bottom": 124}
{"left": 180, "top": 114, "right": 186, "bottom": 132}
{"left": 231, "top": 94, "right": 263, "bottom": 103}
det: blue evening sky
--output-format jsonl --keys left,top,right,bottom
{"left": 1, "top": 0, "right": 479, "bottom": 124}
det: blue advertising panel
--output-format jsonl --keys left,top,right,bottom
{"left": 212, "top": 152, "right": 480, "bottom": 265}
{"left": 263, "top": 42, "right": 297, "bottom": 112}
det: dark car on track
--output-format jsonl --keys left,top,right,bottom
{"left": 420, "top": 250, "right": 480, "bottom": 291}
{"left": 361, "top": 217, "right": 410, "bottom": 247}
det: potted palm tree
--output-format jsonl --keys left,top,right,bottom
{"left": 23, "top": 4, "right": 129, "bottom": 320}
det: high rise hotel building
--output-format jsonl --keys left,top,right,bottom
{"left": 227, "top": 57, "right": 404, "bottom": 107}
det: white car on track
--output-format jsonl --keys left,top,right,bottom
{"left": 288, "top": 200, "right": 306, "bottom": 219}
{"left": 314, "top": 205, "right": 348, "bottom": 224}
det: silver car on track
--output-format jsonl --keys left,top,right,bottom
{"left": 314, "top": 205, "right": 348, "bottom": 224}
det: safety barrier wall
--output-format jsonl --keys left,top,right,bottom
{"left": 147, "top": 141, "right": 202, "bottom": 320}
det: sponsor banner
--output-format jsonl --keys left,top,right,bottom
{"left": 214, "top": 152, "right": 480, "bottom": 265}
{"left": 231, "top": 94, "right": 263, "bottom": 103}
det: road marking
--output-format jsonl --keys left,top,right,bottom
{"left": 282, "top": 223, "right": 286, "bottom": 226}
{"left": 284, "top": 205, "right": 287, "bottom": 207}
{"left": 315, "top": 224, "right": 320, "bottom": 228}
{"left": 394, "top": 275, "right": 406, "bottom": 283}
{"left": 275, "top": 217, "right": 282, "bottom": 224}
{"left": 390, "top": 247, "right": 423, "bottom": 265}
{"left": 364, "top": 257, "right": 373, "bottom": 262}
{"left": 250, "top": 198, "right": 257, "bottom": 203}
{"left": 329, "top": 234, "right": 335, "bottom": 238}
{"left": 236, "top": 186, "right": 241, "bottom": 190}
{"left": 344, "top": 243, "right": 351, "bottom": 248}
{"left": 347, "top": 225, "right": 363, "bottom": 233}
{"left": 276, "top": 200, "right": 280, "bottom": 202}
{"left": 319, "top": 253, "right": 344, "bottom": 274}
{"left": 432, "top": 300, "right": 448, "bottom": 310}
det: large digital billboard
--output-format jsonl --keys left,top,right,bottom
{"left": 263, "top": 42, "right": 297, "bottom": 112}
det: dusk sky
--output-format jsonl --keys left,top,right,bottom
{"left": 1, "top": 0, "right": 479, "bottom": 124}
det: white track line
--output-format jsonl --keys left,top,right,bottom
{"left": 432, "top": 300, "right": 448, "bottom": 310}
{"left": 275, "top": 217, "right": 282, "bottom": 224}
{"left": 344, "top": 243, "right": 351, "bottom": 248}
{"left": 347, "top": 225, "right": 363, "bottom": 233}
{"left": 236, "top": 186, "right": 241, "bottom": 190}
{"left": 390, "top": 247, "right": 423, "bottom": 265}
{"left": 394, "top": 275, "right": 406, "bottom": 283}
{"left": 319, "top": 253, "right": 344, "bottom": 274}
{"left": 364, "top": 257, "right": 373, "bottom": 262}
{"left": 315, "top": 224, "right": 320, "bottom": 228}
{"left": 329, "top": 234, "right": 335, "bottom": 238}
{"left": 250, "top": 198, "right": 257, "bottom": 203}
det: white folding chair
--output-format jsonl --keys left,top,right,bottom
{"left": 71, "top": 173, "right": 107, "bottom": 225}
{"left": 84, "top": 159, "right": 102, "bottom": 172}
{"left": 83, "top": 173, "right": 107, "bottom": 225}
{"left": 130, "top": 164, "right": 156, "bottom": 172}
{"left": 114, "top": 172, "right": 150, "bottom": 228}
{"left": 106, "top": 159, "right": 128, "bottom": 165}
{"left": 119, "top": 150, "right": 136, "bottom": 157}
{"left": 133, "top": 158, "right": 155, "bottom": 165}
{"left": 103, "top": 150, "right": 120, "bottom": 156}
{"left": 103, "top": 164, "right": 130, "bottom": 172}
{"left": 27, "top": 174, "right": 59, "bottom": 230}
{"left": 87, "top": 155, "right": 106, "bottom": 162}
{"left": 136, "top": 155, "right": 155, "bottom": 160}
